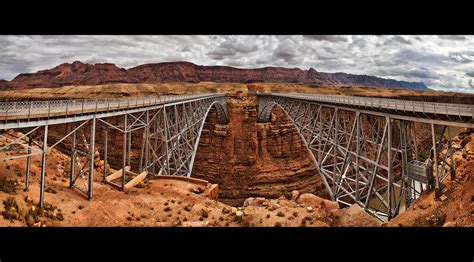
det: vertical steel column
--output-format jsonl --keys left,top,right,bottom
{"left": 400, "top": 121, "right": 411, "bottom": 208}
{"left": 355, "top": 111, "right": 360, "bottom": 202}
{"left": 152, "top": 116, "right": 158, "bottom": 175}
{"left": 386, "top": 116, "right": 392, "bottom": 220}
{"left": 88, "top": 117, "right": 96, "bottom": 199}
{"left": 412, "top": 122, "right": 418, "bottom": 160}
{"left": 449, "top": 139, "right": 456, "bottom": 181}
{"left": 139, "top": 131, "right": 145, "bottom": 172}
{"left": 122, "top": 114, "right": 128, "bottom": 188}
{"left": 25, "top": 135, "right": 32, "bottom": 191}
{"left": 163, "top": 107, "right": 170, "bottom": 175}
{"left": 39, "top": 125, "right": 48, "bottom": 208}
{"left": 69, "top": 128, "right": 76, "bottom": 188}
{"left": 145, "top": 110, "right": 150, "bottom": 172}
{"left": 127, "top": 128, "right": 132, "bottom": 167}
{"left": 431, "top": 123, "right": 441, "bottom": 199}
{"left": 332, "top": 108, "right": 338, "bottom": 195}
{"left": 318, "top": 108, "right": 322, "bottom": 162}
{"left": 103, "top": 127, "right": 108, "bottom": 181}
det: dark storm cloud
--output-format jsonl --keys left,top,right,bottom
{"left": 219, "top": 40, "right": 258, "bottom": 54}
{"left": 206, "top": 39, "right": 258, "bottom": 60}
{"left": 373, "top": 67, "right": 439, "bottom": 80}
{"left": 180, "top": 46, "right": 191, "bottom": 52}
{"left": 390, "top": 36, "right": 412, "bottom": 45}
{"left": 303, "top": 35, "right": 349, "bottom": 43}
{"left": 273, "top": 41, "right": 298, "bottom": 63}
{"left": 403, "top": 68, "right": 440, "bottom": 79}
{"left": 466, "top": 71, "right": 474, "bottom": 77}
{"left": 438, "top": 35, "right": 467, "bottom": 41}
{"left": 394, "top": 49, "right": 445, "bottom": 64}
{"left": 207, "top": 48, "right": 237, "bottom": 60}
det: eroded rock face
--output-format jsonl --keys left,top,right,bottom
{"left": 192, "top": 93, "right": 329, "bottom": 205}
{"left": 0, "top": 61, "right": 429, "bottom": 90}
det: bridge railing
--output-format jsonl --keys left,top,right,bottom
{"left": 265, "top": 93, "right": 474, "bottom": 119}
{"left": 0, "top": 93, "right": 221, "bottom": 121}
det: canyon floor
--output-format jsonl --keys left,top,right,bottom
{"left": 0, "top": 82, "right": 473, "bottom": 227}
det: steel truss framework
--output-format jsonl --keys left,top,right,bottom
{"left": 258, "top": 94, "right": 473, "bottom": 221}
{"left": 0, "top": 94, "right": 228, "bottom": 207}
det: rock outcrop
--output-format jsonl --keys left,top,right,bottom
{"left": 0, "top": 61, "right": 429, "bottom": 91}
{"left": 192, "top": 92, "right": 330, "bottom": 206}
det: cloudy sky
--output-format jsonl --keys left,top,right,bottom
{"left": 1, "top": 35, "right": 474, "bottom": 93}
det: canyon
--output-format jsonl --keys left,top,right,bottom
{"left": 0, "top": 61, "right": 429, "bottom": 91}
{"left": 192, "top": 92, "right": 329, "bottom": 205}
{"left": 0, "top": 83, "right": 473, "bottom": 227}
{"left": 29, "top": 91, "right": 329, "bottom": 206}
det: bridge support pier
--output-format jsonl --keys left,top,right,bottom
{"left": 39, "top": 125, "right": 48, "bottom": 208}
{"left": 103, "top": 127, "right": 108, "bottom": 181}
{"left": 69, "top": 127, "right": 76, "bottom": 189}
{"left": 88, "top": 117, "right": 96, "bottom": 199}
{"left": 24, "top": 135, "right": 32, "bottom": 191}
{"left": 122, "top": 114, "right": 128, "bottom": 189}
{"left": 431, "top": 123, "right": 441, "bottom": 199}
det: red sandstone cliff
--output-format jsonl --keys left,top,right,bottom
{"left": 0, "top": 61, "right": 429, "bottom": 90}
{"left": 192, "top": 93, "right": 330, "bottom": 205}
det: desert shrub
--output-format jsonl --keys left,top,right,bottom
{"left": 45, "top": 187, "right": 57, "bottom": 194}
{"left": 0, "top": 178, "right": 19, "bottom": 194}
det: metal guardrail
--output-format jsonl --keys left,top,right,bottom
{"left": 262, "top": 93, "right": 474, "bottom": 119}
{"left": 0, "top": 94, "right": 223, "bottom": 121}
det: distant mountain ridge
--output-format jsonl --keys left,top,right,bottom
{"left": 0, "top": 61, "right": 430, "bottom": 90}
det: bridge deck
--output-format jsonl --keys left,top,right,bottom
{"left": 260, "top": 93, "right": 474, "bottom": 122}
{"left": 0, "top": 94, "right": 225, "bottom": 129}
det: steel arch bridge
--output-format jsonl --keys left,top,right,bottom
{"left": 0, "top": 94, "right": 228, "bottom": 207}
{"left": 258, "top": 93, "right": 474, "bottom": 221}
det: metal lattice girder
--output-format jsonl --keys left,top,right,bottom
{"left": 258, "top": 93, "right": 473, "bottom": 221}
{"left": 92, "top": 95, "right": 228, "bottom": 187}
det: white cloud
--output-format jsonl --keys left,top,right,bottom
{"left": 0, "top": 35, "right": 473, "bottom": 93}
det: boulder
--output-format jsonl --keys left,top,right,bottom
{"left": 297, "top": 193, "right": 339, "bottom": 211}
{"left": 331, "top": 204, "right": 382, "bottom": 227}
{"left": 290, "top": 190, "right": 300, "bottom": 201}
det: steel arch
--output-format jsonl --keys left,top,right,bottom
{"left": 0, "top": 94, "right": 228, "bottom": 207}
{"left": 258, "top": 93, "right": 467, "bottom": 221}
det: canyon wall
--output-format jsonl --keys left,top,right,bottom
{"left": 192, "top": 92, "right": 329, "bottom": 205}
